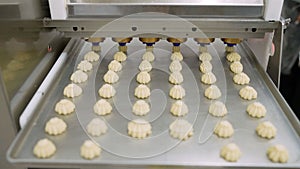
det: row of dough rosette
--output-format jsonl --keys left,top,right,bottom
{"left": 168, "top": 51, "right": 195, "bottom": 140}
{"left": 35, "top": 51, "right": 104, "bottom": 159}
{"left": 127, "top": 49, "right": 155, "bottom": 139}
{"left": 222, "top": 48, "right": 287, "bottom": 163}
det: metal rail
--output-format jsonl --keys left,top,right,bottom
{"left": 0, "top": 18, "right": 279, "bottom": 39}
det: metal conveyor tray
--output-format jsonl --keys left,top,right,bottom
{"left": 7, "top": 38, "right": 300, "bottom": 168}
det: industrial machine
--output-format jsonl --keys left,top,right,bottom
{"left": 1, "top": 0, "right": 299, "bottom": 169}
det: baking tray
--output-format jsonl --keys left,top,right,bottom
{"left": 7, "top": 38, "right": 300, "bottom": 168}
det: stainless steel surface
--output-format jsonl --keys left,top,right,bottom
{"left": 67, "top": 0, "right": 263, "bottom": 18}
{"left": 266, "top": 21, "right": 283, "bottom": 87}
{"left": 7, "top": 38, "right": 300, "bottom": 168}
{"left": 45, "top": 18, "right": 279, "bottom": 39}
{"left": 0, "top": 18, "right": 279, "bottom": 39}
{"left": 9, "top": 32, "right": 69, "bottom": 130}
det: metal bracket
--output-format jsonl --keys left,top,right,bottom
{"left": 281, "top": 17, "right": 291, "bottom": 29}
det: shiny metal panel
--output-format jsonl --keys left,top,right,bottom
{"left": 69, "top": 0, "right": 263, "bottom": 5}
{"left": 67, "top": 0, "right": 263, "bottom": 18}
{"left": 7, "top": 38, "right": 300, "bottom": 168}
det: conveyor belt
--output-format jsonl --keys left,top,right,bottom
{"left": 8, "top": 38, "right": 300, "bottom": 168}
